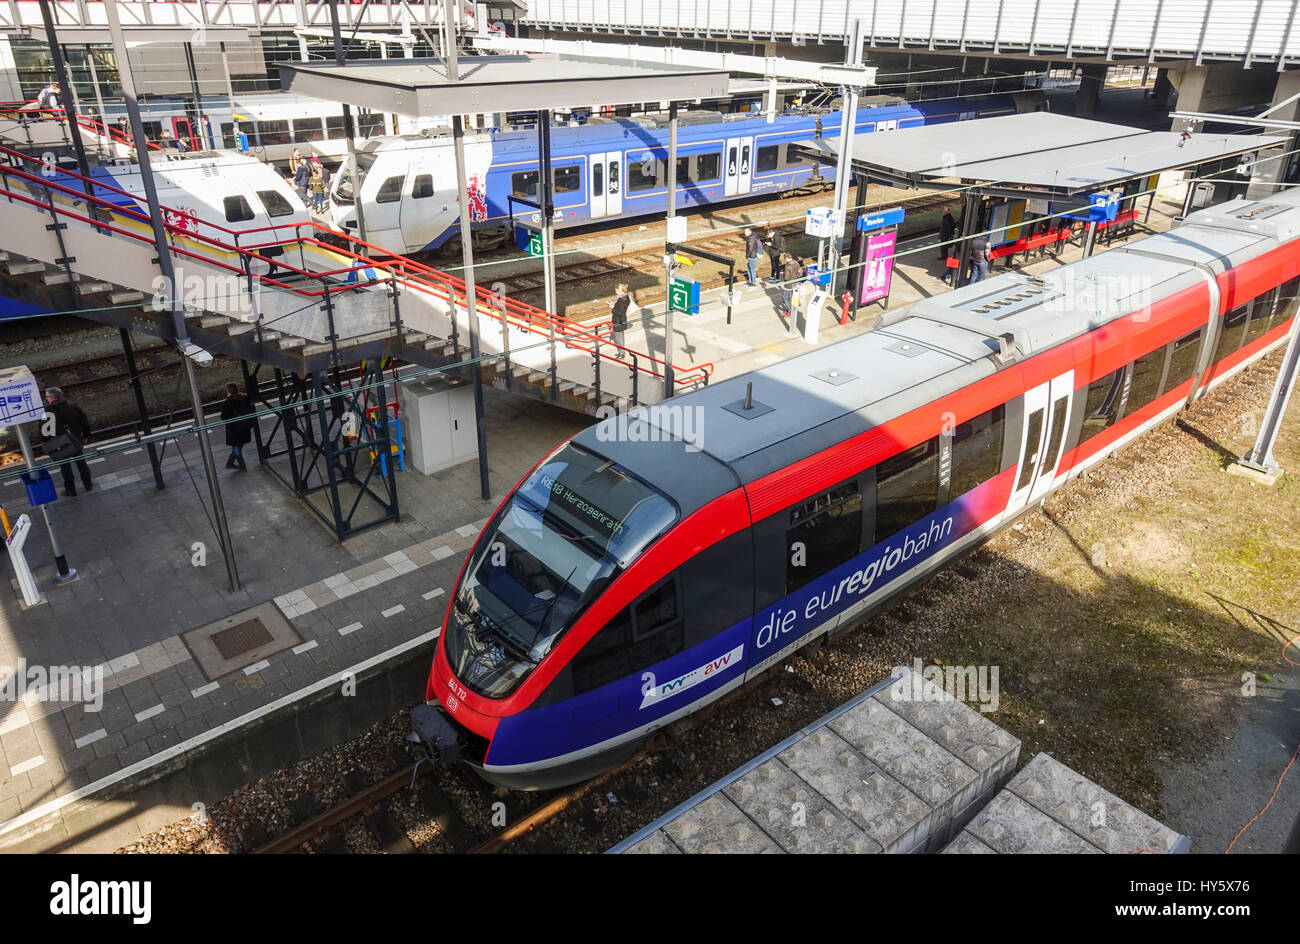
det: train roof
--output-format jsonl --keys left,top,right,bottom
{"left": 577, "top": 188, "right": 1300, "bottom": 517}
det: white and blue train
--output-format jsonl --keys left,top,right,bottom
{"left": 329, "top": 92, "right": 1046, "bottom": 256}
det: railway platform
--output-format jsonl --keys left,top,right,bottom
{"left": 0, "top": 385, "right": 587, "bottom": 852}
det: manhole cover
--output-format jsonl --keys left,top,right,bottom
{"left": 182, "top": 602, "right": 304, "bottom": 681}
{"left": 212, "top": 619, "right": 274, "bottom": 660}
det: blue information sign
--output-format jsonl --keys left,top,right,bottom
{"left": 856, "top": 207, "right": 906, "bottom": 232}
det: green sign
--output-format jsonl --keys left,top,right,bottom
{"left": 669, "top": 276, "right": 700, "bottom": 315}
{"left": 528, "top": 232, "right": 543, "bottom": 258}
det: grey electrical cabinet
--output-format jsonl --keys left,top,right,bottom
{"left": 398, "top": 374, "right": 476, "bottom": 475}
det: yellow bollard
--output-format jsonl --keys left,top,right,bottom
{"left": 0, "top": 503, "right": 10, "bottom": 539}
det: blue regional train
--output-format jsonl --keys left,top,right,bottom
{"left": 329, "top": 92, "right": 1045, "bottom": 256}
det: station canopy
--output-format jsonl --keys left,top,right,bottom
{"left": 279, "top": 55, "right": 732, "bottom": 116}
{"left": 793, "top": 113, "right": 1286, "bottom": 199}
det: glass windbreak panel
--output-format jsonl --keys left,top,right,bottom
{"left": 445, "top": 445, "right": 679, "bottom": 698}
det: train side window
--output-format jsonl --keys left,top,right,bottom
{"left": 1165, "top": 328, "right": 1204, "bottom": 390}
{"left": 1125, "top": 346, "right": 1166, "bottom": 414}
{"left": 255, "top": 190, "right": 296, "bottom": 218}
{"left": 1041, "top": 395, "right": 1070, "bottom": 473}
{"left": 727, "top": 146, "right": 737, "bottom": 175}
{"left": 781, "top": 144, "right": 805, "bottom": 168}
{"left": 756, "top": 145, "right": 779, "bottom": 172}
{"left": 223, "top": 195, "right": 255, "bottom": 223}
{"left": 257, "top": 119, "right": 290, "bottom": 146}
{"left": 1016, "top": 410, "right": 1044, "bottom": 491}
{"left": 628, "top": 157, "right": 663, "bottom": 192}
{"left": 1276, "top": 277, "right": 1300, "bottom": 323}
{"left": 786, "top": 481, "right": 862, "bottom": 595}
{"left": 592, "top": 161, "right": 603, "bottom": 195}
{"left": 411, "top": 174, "right": 434, "bottom": 199}
{"left": 875, "top": 439, "right": 939, "bottom": 544}
{"left": 948, "top": 405, "right": 1005, "bottom": 498}
{"left": 512, "top": 170, "right": 539, "bottom": 198}
{"left": 1242, "top": 289, "right": 1277, "bottom": 347}
{"left": 1213, "top": 304, "right": 1251, "bottom": 364}
{"left": 220, "top": 122, "right": 236, "bottom": 148}
{"left": 697, "top": 152, "right": 721, "bottom": 181}
{"left": 553, "top": 165, "right": 580, "bottom": 194}
{"left": 291, "top": 117, "right": 324, "bottom": 142}
{"left": 570, "top": 607, "right": 632, "bottom": 695}
{"left": 628, "top": 579, "right": 685, "bottom": 674}
{"left": 357, "top": 113, "right": 386, "bottom": 138}
{"left": 375, "top": 175, "right": 405, "bottom": 204}
{"left": 1080, "top": 369, "right": 1125, "bottom": 439}
{"left": 676, "top": 156, "right": 691, "bottom": 184}
{"left": 325, "top": 115, "right": 346, "bottom": 137}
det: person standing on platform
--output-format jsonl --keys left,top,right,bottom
{"left": 220, "top": 383, "right": 256, "bottom": 472}
{"left": 294, "top": 158, "right": 311, "bottom": 203}
{"left": 779, "top": 252, "right": 803, "bottom": 319}
{"left": 308, "top": 164, "right": 327, "bottom": 213}
{"left": 743, "top": 227, "right": 763, "bottom": 286}
{"left": 939, "top": 208, "right": 956, "bottom": 259}
{"left": 40, "top": 387, "right": 93, "bottom": 497}
{"left": 764, "top": 226, "right": 786, "bottom": 282}
{"left": 607, "top": 283, "right": 631, "bottom": 358}
{"left": 289, "top": 148, "right": 304, "bottom": 176}
{"left": 970, "top": 235, "right": 991, "bottom": 283}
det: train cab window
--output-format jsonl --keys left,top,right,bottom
{"left": 257, "top": 119, "right": 291, "bottom": 146}
{"left": 1214, "top": 304, "right": 1250, "bottom": 364}
{"left": 786, "top": 482, "right": 863, "bottom": 594}
{"left": 223, "top": 195, "right": 255, "bottom": 223}
{"left": 1242, "top": 289, "right": 1277, "bottom": 347}
{"left": 375, "top": 175, "right": 405, "bottom": 204}
{"left": 411, "top": 174, "right": 434, "bottom": 199}
{"left": 755, "top": 145, "right": 779, "bottom": 173}
{"left": 874, "top": 439, "right": 939, "bottom": 544}
{"left": 628, "top": 157, "right": 663, "bottom": 192}
{"left": 633, "top": 579, "right": 681, "bottom": 642}
{"left": 512, "top": 170, "right": 539, "bottom": 198}
{"left": 1125, "top": 346, "right": 1166, "bottom": 414}
{"left": 553, "top": 165, "right": 580, "bottom": 193}
{"left": 948, "top": 405, "right": 1006, "bottom": 498}
{"left": 291, "top": 117, "right": 324, "bottom": 142}
{"left": 255, "top": 190, "right": 296, "bottom": 218}
{"left": 696, "top": 153, "right": 721, "bottom": 182}
{"left": 1165, "top": 328, "right": 1204, "bottom": 390}
{"left": 1080, "top": 368, "right": 1125, "bottom": 440}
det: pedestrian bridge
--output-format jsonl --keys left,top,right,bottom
{"left": 521, "top": 0, "right": 1300, "bottom": 68}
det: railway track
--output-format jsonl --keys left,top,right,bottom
{"left": 495, "top": 191, "right": 955, "bottom": 317}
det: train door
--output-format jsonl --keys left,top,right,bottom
{"left": 724, "top": 137, "right": 753, "bottom": 197}
{"left": 171, "top": 116, "right": 198, "bottom": 151}
{"left": 590, "top": 152, "right": 622, "bottom": 219}
{"left": 1006, "top": 371, "right": 1075, "bottom": 515}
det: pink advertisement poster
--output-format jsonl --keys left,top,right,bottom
{"left": 859, "top": 230, "right": 898, "bottom": 306}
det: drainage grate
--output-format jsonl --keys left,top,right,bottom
{"left": 212, "top": 619, "right": 275, "bottom": 660}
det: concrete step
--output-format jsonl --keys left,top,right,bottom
{"left": 6, "top": 261, "right": 46, "bottom": 276}
{"left": 108, "top": 291, "right": 143, "bottom": 305}
{"left": 199, "top": 315, "right": 228, "bottom": 329}
{"left": 559, "top": 381, "right": 577, "bottom": 393}
{"left": 276, "top": 336, "right": 306, "bottom": 350}
{"left": 226, "top": 323, "right": 255, "bottom": 336}
{"left": 42, "top": 269, "right": 71, "bottom": 285}
{"left": 78, "top": 281, "right": 113, "bottom": 295}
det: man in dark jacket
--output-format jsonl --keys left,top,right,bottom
{"left": 938, "top": 208, "right": 956, "bottom": 259}
{"left": 293, "top": 160, "right": 312, "bottom": 202}
{"left": 41, "top": 387, "right": 93, "bottom": 496}
{"left": 970, "top": 235, "right": 991, "bottom": 283}
{"left": 764, "top": 226, "right": 786, "bottom": 282}
{"left": 743, "top": 227, "right": 763, "bottom": 286}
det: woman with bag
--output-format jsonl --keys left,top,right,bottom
{"left": 220, "top": 383, "right": 257, "bottom": 471}
{"left": 779, "top": 252, "right": 804, "bottom": 319}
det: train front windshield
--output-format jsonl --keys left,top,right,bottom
{"left": 446, "top": 445, "right": 678, "bottom": 698}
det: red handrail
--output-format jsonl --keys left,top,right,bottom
{"left": 0, "top": 147, "right": 713, "bottom": 386}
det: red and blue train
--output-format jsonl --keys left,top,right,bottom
{"left": 415, "top": 188, "right": 1300, "bottom": 789}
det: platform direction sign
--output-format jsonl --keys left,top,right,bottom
{"left": 669, "top": 275, "right": 700, "bottom": 315}
{"left": 514, "top": 224, "right": 543, "bottom": 257}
